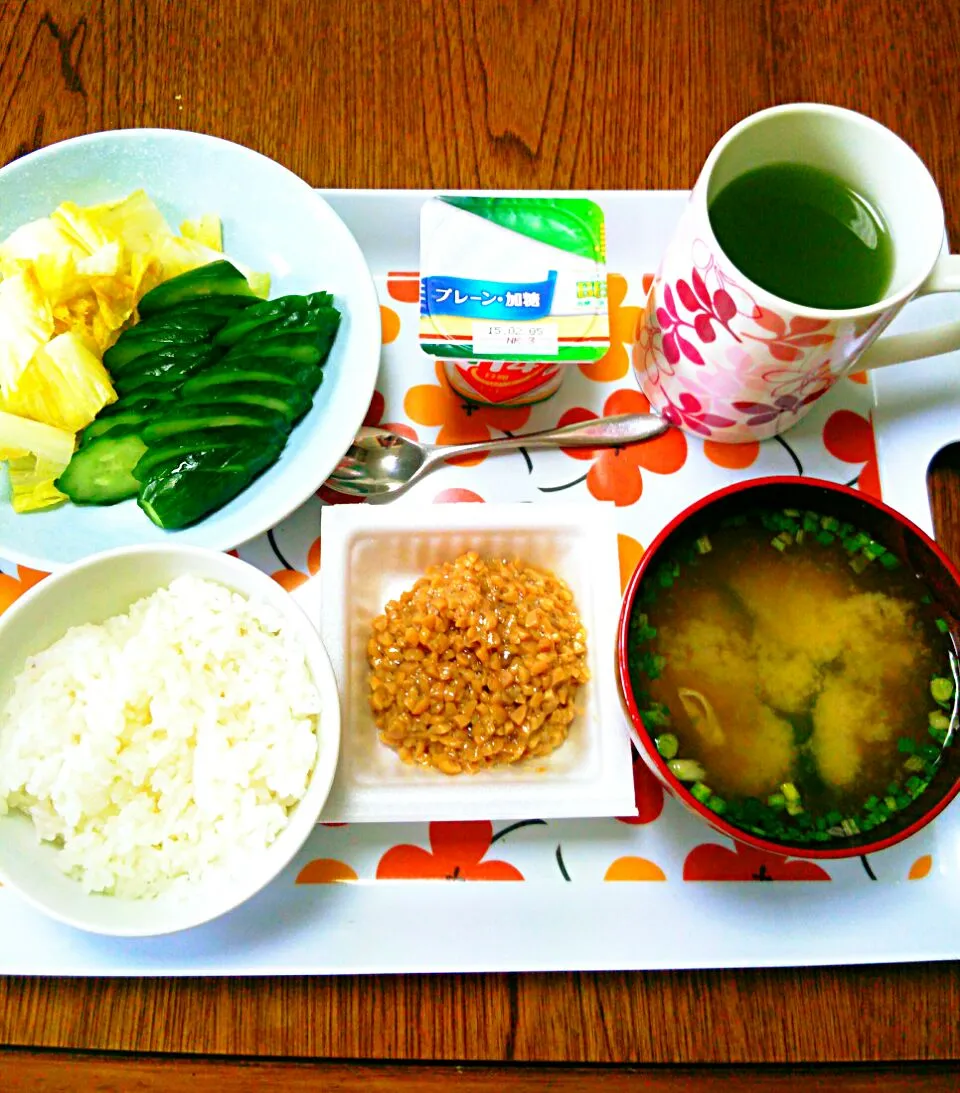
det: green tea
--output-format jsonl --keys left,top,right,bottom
{"left": 708, "top": 162, "right": 893, "bottom": 309}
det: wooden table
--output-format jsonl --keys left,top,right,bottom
{"left": 1, "top": 1, "right": 958, "bottom": 1088}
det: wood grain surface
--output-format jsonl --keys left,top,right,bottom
{"left": 0, "top": 0, "right": 959, "bottom": 1083}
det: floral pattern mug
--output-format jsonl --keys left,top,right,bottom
{"left": 634, "top": 103, "right": 960, "bottom": 442}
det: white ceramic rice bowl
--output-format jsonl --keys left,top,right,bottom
{"left": 0, "top": 546, "right": 340, "bottom": 937}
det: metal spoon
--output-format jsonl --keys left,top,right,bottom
{"left": 326, "top": 413, "right": 670, "bottom": 501}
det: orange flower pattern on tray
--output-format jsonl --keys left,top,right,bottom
{"left": 578, "top": 273, "right": 640, "bottom": 383}
{"left": 381, "top": 305, "right": 401, "bottom": 345}
{"left": 376, "top": 821, "right": 524, "bottom": 881}
{"left": 555, "top": 388, "right": 687, "bottom": 505}
{"left": 684, "top": 840, "right": 831, "bottom": 881}
{"left": 270, "top": 534, "right": 321, "bottom": 592}
{"left": 703, "top": 438, "right": 760, "bottom": 470}
{"left": 617, "top": 533, "right": 644, "bottom": 593}
{"left": 434, "top": 488, "right": 485, "bottom": 503}
{"left": 604, "top": 857, "right": 666, "bottom": 881}
{"left": 296, "top": 859, "right": 359, "bottom": 884}
{"left": 823, "top": 409, "right": 881, "bottom": 499}
{"left": 405, "top": 362, "right": 531, "bottom": 466}
{"left": 0, "top": 566, "right": 48, "bottom": 615}
{"left": 908, "top": 855, "right": 933, "bottom": 880}
{"left": 386, "top": 270, "right": 420, "bottom": 304}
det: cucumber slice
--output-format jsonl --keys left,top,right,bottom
{"left": 135, "top": 436, "right": 285, "bottom": 484}
{"left": 55, "top": 434, "right": 147, "bottom": 505}
{"left": 137, "top": 260, "right": 260, "bottom": 317}
{"left": 203, "top": 355, "right": 323, "bottom": 389}
{"left": 138, "top": 457, "right": 280, "bottom": 530}
{"left": 181, "top": 383, "right": 310, "bottom": 424}
{"left": 132, "top": 427, "right": 272, "bottom": 481}
{"left": 103, "top": 326, "right": 214, "bottom": 373}
{"left": 113, "top": 346, "right": 219, "bottom": 396}
{"left": 159, "top": 296, "right": 259, "bottom": 321}
{"left": 220, "top": 336, "right": 328, "bottom": 370}
{"left": 231, "top": 307, "right": 340, "bottom": 348}
{"left": 98, "top": 391, "right": 176, "bottom": 417}
{"left": 213, "top": 292, "right": 334, "bottom": 347}
{"left": 131, "top": 310, "right": 231, "bottom": 339}
{"left": 182, "top": 366, "right": 304, "bottom": 395}
{"left": 143, "top": 404, "right": 288, "bottom": 442}
{"left": 80, "top": 411, "right": 154, "bottom": 445}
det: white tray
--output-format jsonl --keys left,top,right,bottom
{"left": 1, "top": 189, "right": 958, "bottom": 976}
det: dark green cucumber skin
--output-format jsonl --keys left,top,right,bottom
{"left": 219, "top": 337, "right": 332, "bottom": 370}
{"left": 103, "top": 327, "right": 215, "bottom": 373}
{"left": 180, "top": 383, "right": 311, "bottom": 424}
{"left": 158, "top": 296, "right": 259, "bottom": 320}
{"left": 137, "top": 260, "right": 260, "bottom": 316}
{"left": 136, "top": 439, "right": 285, "bottom": 488}
{"left": 182, "top": 366, "right": 306, "bottom": 394}
{"left": 142, "top": 402, "right": 288, "bottom": 440}
{"left": 213, "top": 291, "right": 333, "bottom": 346}
{"left": 98, "top": 392, "right": 176, "bottom": 417}
{"left": 113, "top": 347, "right": 220, "bottom": 396}
{"left": 220, "top": 307, "right": 339, "bottom": 347}
{"left": 131, "top": 426, "right": 274, "bottom": 481}
{"left": 55, "top": 434, "right": 148, "bottom": 505}
{"left": 71, "top": 272, "right": 342, "bottom": 528}
{"left": 81, "top": 410, "right": 154, "bottom": 445}
{"left": 138, "top": 450, "right": 282, "bottom": 530}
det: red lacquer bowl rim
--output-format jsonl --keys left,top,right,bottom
{"left": 616, "top": 475, "right": 960, "bottom": 860}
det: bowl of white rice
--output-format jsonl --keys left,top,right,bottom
{"left": 0, "top": 545, "right": 340, "bottom": 936}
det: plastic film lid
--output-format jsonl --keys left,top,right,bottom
{"left": 419, "top": 195, "right": 610, "bottom": 364}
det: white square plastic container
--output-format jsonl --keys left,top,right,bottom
{"left": 316, "top": 502, "right": 637, "bottom": 822}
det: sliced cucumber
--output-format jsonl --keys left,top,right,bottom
{"left": 182, "top": 365, "right": 304, "bottom": 395}
{"left": 139, "top": 455, "right": 280, "bottom": 530}
{"left": 103, "top": 326, "right": 214, "bottom": 373}
{"left": 56, "top": 434, "right": 147, "bottom": 505}
{"left": 80, "top": 410, "right": 154, "bottom": 446}
{"left": 135, "top": 436, "right": 285, "bottom": 484}
{"left": 132, "top": 427, "right": 272, "bottom": 482}
{"left": 159, "top": 296, "right": 259, "bottom": 321}
{"left": 130, "top": 310, "right": 231, "bottom": 339}
{"left": 143, "top": 404, "right": 288, "bottom": 443}
{"left": 98, "top": 391, "right": 176, "bottom": 417}
{"left": 213, "top": 293, "right": 333, "bottom": 347}
{"left": 220, "top": 337, "right": 328, "bottom": 370}
{"left": 137, "top": 260, "right": 260, "bottom": 317}
{"left": 113, "top": 347, "right": 220, "bottom": 396}
{"left": 229, "top": 307, "right": 340, "bottom": 348}
{"left": 181, "top": 383, "right": 311, "bottom": 424}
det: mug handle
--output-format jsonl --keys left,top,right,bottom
{"left": 858, "top": 253, "right": 960, "bottom": 370}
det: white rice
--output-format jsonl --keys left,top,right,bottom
{"left": 0, "top": 575, "right": 320, "bottom": 899}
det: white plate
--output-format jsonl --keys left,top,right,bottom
{"left": 316, "top": 501, "right": 638, "bottom": 822}
{"left": 0, "top": 130, "right": 381, "bottom": 570}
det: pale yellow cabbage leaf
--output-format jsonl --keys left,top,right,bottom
{"left": 6, "top": 454, "right": 68, "bottom": 512}
{"left": 0, "top": 332, "right": 116, "bottom": 432}
{"left": 0, "top": 409, "right": 73, "bottom": 513}
{"left": 0, "top": 269, "right": 55, "bottom": 397}
{"left": 180, "top": 214, "right": 223, "bottom": 251}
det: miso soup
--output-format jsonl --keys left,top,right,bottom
{"left": 628, "top": 508, "right": 958, "bottom": 845}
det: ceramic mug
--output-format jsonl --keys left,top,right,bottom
{"left": 633, "top": 103, "right": 960, "bottom": 442}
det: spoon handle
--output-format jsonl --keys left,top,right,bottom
{"left": 424, "top": 412, "right": 670, "bottom": 466}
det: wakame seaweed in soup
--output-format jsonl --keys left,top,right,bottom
{"left": 628, "top": 508, "right": 958, "bottom": 845}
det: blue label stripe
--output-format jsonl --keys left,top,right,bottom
{"left": 420, "top": 272, "right": 557, "bottom": 321}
